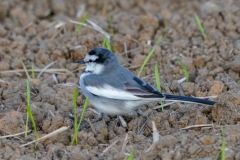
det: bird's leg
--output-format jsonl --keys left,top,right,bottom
{"left": 136, "top": 108, "right": 144, "bottom": 116}
{"left": 136, "top": 108, "right": 150, "bottom": 134}
{"left": 80, "top": 113, "right": 103, "bottom": 129}
{"left": 118, "top": 115, "right": 128, "bottom": 127}
{"left": 117, "top": 109, "right": 147, "bottom": 128}
{"left": 136, "top": 108, "right": 148, "bottom": 119}
{"left": 91, "top": 112, "right": 103, "bottom": 123}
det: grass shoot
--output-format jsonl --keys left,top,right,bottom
{"left": 214, "top": 151, "right": 221, "bottom": 160}
{"left": 31, "top": 63, "right": 35, "bottom": 79}
{"left": 221, "top": 127, "right": 226, "bottom": 160}
{"left": 128, "top": 150, "right": 134, "bottom": 160}
{"left": 177, "top": 57, "right": 189, "bottom": 82}
{"left": 75, "top": 14, "right": 88, "bottom": 31}
{"left": 71, "top": 89, "right": 79, "bottom": 145}
{"left": 137, "top": 35, "right": 162, "bottom": 77}
{"left": 21, "top": 58, "right": 39, "bottom": 145}
{"left": 154, "top": 64, "right": 164, "bottom": 111}
{"left": 102, "top": 36, "right": 112, "bottom": 51}
{"left": 20, "top": 58, "right": 31, "bottom": 80}
{"left": 154, "top": 64, "right": 161, "bottom": 92}
{"left": 108, "top": 16, "right": 114, "bottom": 35}
{"left": 194, "top": 14, "right": 208, "bottom": 41}
{"left": 71, "top": 88, "right": 89, "bottom": 145}
{"left": 214, "top": 127, "right": 226, "bottom": 160}
{"left": 26, "top": 80, "right": 39, "bottom": 147}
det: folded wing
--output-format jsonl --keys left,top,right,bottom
{"left": 85, "top": 83, "right": 164, "bottom": 100}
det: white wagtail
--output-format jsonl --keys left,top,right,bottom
{"left": 75, "top": 48, "right": 215, "bottom": 119}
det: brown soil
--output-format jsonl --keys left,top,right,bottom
{"left": 0, "top": 0, "right": 240, "bottom": 159}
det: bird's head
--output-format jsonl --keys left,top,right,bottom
{"left": 75, "top": 48, "right": 119, "bottom": 74}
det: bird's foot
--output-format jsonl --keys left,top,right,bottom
{"left": 79, "top": 113, "right": 103, "bottom": 130}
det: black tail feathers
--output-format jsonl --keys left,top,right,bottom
{"left": 165, "top": 94, "right": 215, "bottom": 105}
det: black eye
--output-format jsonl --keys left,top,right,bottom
{"left": 89, "top": 50, "right": 96, "bottom": 55}
{"left": 89, "top": 60, "right": 92, "bottom": 63}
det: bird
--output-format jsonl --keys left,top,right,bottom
{"left": 75, "top": 47, "right": 215, "bottom": 117}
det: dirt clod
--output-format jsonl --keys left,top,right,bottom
{"left": 0, "top": 111, "right": 25, "bottom": 133}
{"left": 200, "top": 135, "right": 215, "bottom": 145}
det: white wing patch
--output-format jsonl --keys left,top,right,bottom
{"left": 86, "top": 84, "right": 162, "bottom": 101}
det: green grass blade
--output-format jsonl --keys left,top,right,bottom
{"left": 108, "top": 17, "right": 114, "bottom": 35}
{"left": 26, "top": 80, "right": 30, "bottom": 106}
{"left": 194, "top": 14, "right": 208, "bottom": 41}
{"left": 128, "top": 150, "right": 134, "bottom": 160}
{"left": 154, "top": 64, "right": 161, "bottom": 92}
{"left": 71, "top": 89, "right": 79, "bottom": 145}
{"left": 154, "top": 64, "right": 164, "bottom": 111}
{"left": 26, "top": 80, "right": 39, "bottom": 147}
{"left": 214, "top": 127, "right": 226, "bottom": 160}
{"left": 77, "top": 98, "right": 89, "bottom": 130}
{"left": 214, "top": 150, "right": 221, "bottom": 160}
{"left": 75, "top": 14, "right": 88, "bottom": 31}
{"left": 73, "top": 89, "right": 78, "bottom": 130}
{"left": 25, "top": 112, "right": 29, "bottom": 138}
{"left": 31, "top": 63, "right": 35, "bottom": 79}
{"left": 25, "top": 79, "right": 31, "bottom": 137}
{"left": 71, "top": 98, "right": 89, "bottom": 145}
{"left": 20, "top": 58, "right": 31, "bottom": 80}
{"left": 221, "top": 127, "right": 225, "bottom": 160}
{"left": 177, "top": 58, "right": 189, "bottom": 82}
{"left": 106, "top": 39, "right": 111, "bottom": 51}
{"left": 102, "top": 37, "right": 107, "bottom": 48}
{"left": 102, "top": 36, "right": 112, "bottom": 51}
{"left": 138, "top": 35, "right": 162, "bottom": 77}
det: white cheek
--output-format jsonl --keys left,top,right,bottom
{"left": 86, "top": 63, "right": 95, "bottom": 71}
{"left": 94, "top": 64, "right": 104, "bottom": 74}
{"left": 85, "top": 63, "right": 104, "bottom": 74}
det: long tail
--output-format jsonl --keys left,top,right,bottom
{"left": 164, "top": 94, "right": 215, "bottom": 105}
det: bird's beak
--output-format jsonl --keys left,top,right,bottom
{"left": 74, "top": 59, "right": 85, "bottom": 64}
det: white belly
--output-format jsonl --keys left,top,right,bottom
{"left": 90, "top": 99, "right": 152, "bottom": 115}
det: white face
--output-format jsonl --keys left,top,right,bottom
{"left": 84, "top": 54, "right": 104, "bottom": 74}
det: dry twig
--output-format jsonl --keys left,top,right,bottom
{"left": 101, "top": 140, "right": 119, "bottom": 156}
{"left": 0, "top": 130, "right": 31, "bottom": 139}
{"left": 19, "top": 126, "right": 69, "bottom": 148}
